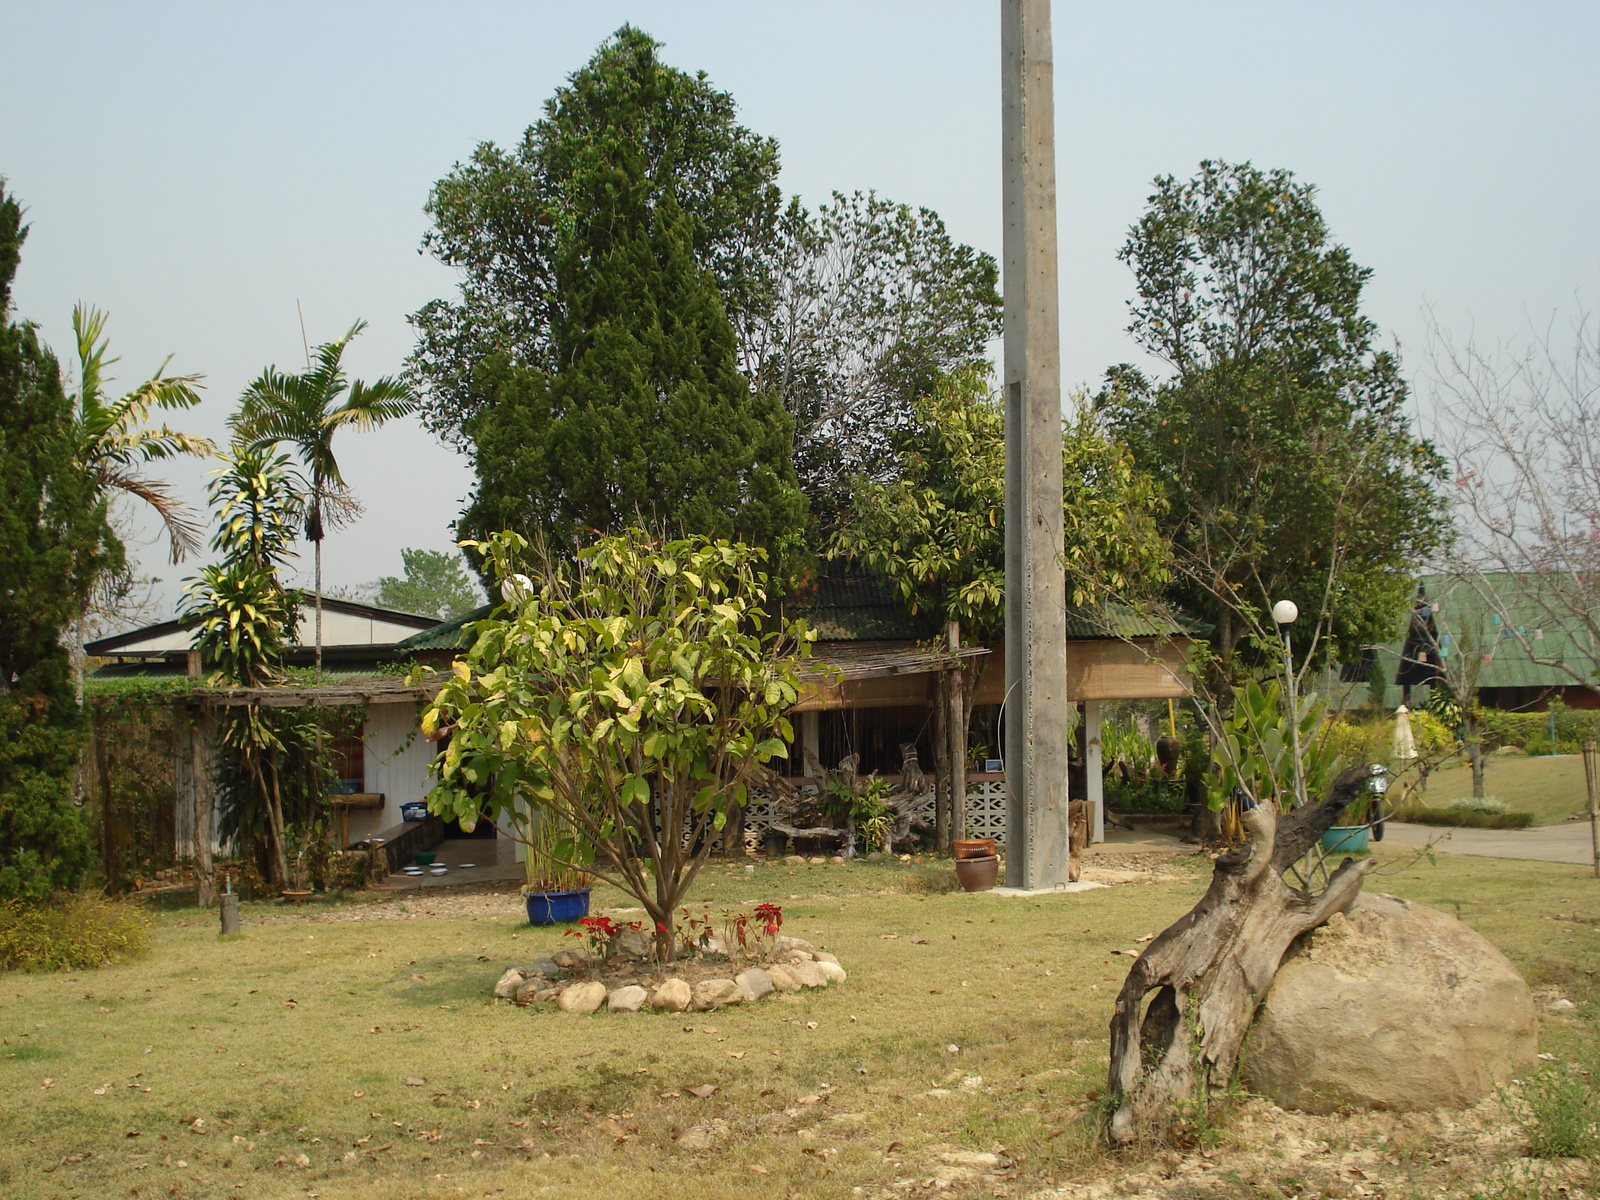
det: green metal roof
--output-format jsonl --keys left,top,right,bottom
{"left": 1063, "top": 602, "right": 1189, "bottom": 641}
{"left": 391, "top": 604, "right": 494, "bottom": 653}
{"left": 777, "top": 568, "right": 933, "bottom": 641}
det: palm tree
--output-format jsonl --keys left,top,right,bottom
{"left": 231, "top": 320, "right": 418, "bottom": 680}
{"left": 67, "top": 304, "right": 215, "bottom": 695}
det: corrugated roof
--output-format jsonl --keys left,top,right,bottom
{"left": 392, "top": 604, "right": 494, "bottom": 653}
{"left": 778, "top": 569, "right": 932, "bottom": 641}
{"left": 1063, "top": 602, "right": 1188, "bottom": 641}
{"left": 1380, "top": 573, "right": 1598, "bottom": 691}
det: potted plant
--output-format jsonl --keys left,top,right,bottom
{"left": 1321, "top": 763, "right": 1387, "bottom": 854}
{"left": 522, "top": 812, "right": 593, "bottom": 926}
{"left": 280, "top": 820, "right": 320, "bottom": 905}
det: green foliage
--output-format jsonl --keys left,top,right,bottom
{"left": 371, "top": 547, "right": 482, "bottom": 620}
{"left": 1520, "top": 1052, "right": 1600, "bottom": 1159}
{"left": 0, "top": 182, "right": 104, "bottom": 901}
{"left": 458, "top": 158, "right": 805, "bottom": 575}
{"left": 1395, "top": 805, "right": 1535, "bottom": 830}
{"left": 830, "top": 369, "right": 1169, "bottom": 635}
{"left": 1096, "top": 160, "right": 1448, "bottom": 668}
{"left": 65, "top": 303, "right": 212, "bottom": 566}
{"left": 411, "top": 25, "right": 782, "bottom": 450}
{"left": 232, "top": 319, "right": 416, "bottom": 547}
{"left": 1205, "top": 679, "right": 1343, "bottom": 812}
{"left": 457, "top": 101, "right": 806, "bottom": 579}
{"left": 423, "top": 529, "right": 812, "bottom": 958}
{"left": 0, "top": 893, "right": 150, "bottom": 972}
{"left": 181, "top": 442, "right": 332, "bottom": 885}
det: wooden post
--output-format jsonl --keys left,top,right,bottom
{"left": 191, "top": 706, "right": 217, "bottom": 908}
{"left": 1002, "top": 0, "right": 1071, "bottom": 889}
{"left": 94, "top": 708, "right": 119, "bottom": 895}
{"left": 1584, "top": 739, "right": 1599, "bottom": 880}
{"left": 933, "top": 674, "right": 951, "bottom": 850}
{"left": 1084, "top": 699, "right": 1105, "bottom": 844}
{"left": 946, "top": 621, "right": 968, "bottom": 849}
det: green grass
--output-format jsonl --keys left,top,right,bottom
{"left": 1412, "top": 755, "right": 1593, "bottom": 826}
{"left": 3, "top": 851, "right": 1597, "bottom": 1199}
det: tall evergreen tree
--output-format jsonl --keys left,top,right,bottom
{"left": 458, "top": 139, "right": 805, "bottom": 567}
{"left": 0, "top": 183, "right": 112, "bottom": 900}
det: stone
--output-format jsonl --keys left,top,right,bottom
{"left": 776, "top": 936, "right": 817, "bottom": 954}
{"left": 831, "top": 855, "right": 847, "bottom": 864}
{"left": 784, "top": 855, "right": 807, "bottom": 866}
{"left": 788, "top": 960, "right": 830, "bottom": 989}
{"left": 493, "top": 968, "right": 525, "bottom": 999}
{"left": 766, "top": 965, "right": 802, "bottom": 992}
{"left": 783, "top": 950, "right": 815, "bottom": 967}
{"left": 939, "top": 1151, "right": 1002, "bottom": 1169}
{"left": 551, "top": 949, "right": 590, "bottom": 970}
{"left": 607, "top": 985, "right": 648, "bottom": 1013}
{"left": 556, "top": 981, "right": 607, "bottom": 1014}
{"left": 513, "top": 979, "right": 544, "bottom": 1006}
{"left": 1242, "top": 893, "right": 1537, "bottom": 1113}
{"left": 816, "top": 960, "right": 847, "bottom": 984}
{"left": 808, "top": 856, "right": 826, "bottom": 865}
{"left": 521, "top": 958, "right": 560, "bottom": 978}
{"left": 678, "top": 1119, "right": 730, "bottom": 1151}
{"left": 650, "top": 978, "right": 692, "bottom": 1012}
{"left": 610, "top": 928, "right": 652, "bottom": 959}
{"left": 735, "top": 968, "right": 774, "bottom": 1002}
{"left": 691, "top": 978, "right": 744, "bottom": 1011}
{"left": 813, "top": 951, "right": 839, "bottom": 965}
{"left": 534, "top": 987, "right": 559, "bottom": 1002}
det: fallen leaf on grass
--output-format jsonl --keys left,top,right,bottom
{"left": 1136, "top": 934, "right": 1156, "bottom": 942}
{"left": 749, "top": 1164, "right": 769, "bottom": 1174}
{"left": 726, "top": 1051, "right": 745, "bottom": 1059}
{"left": 1109, "top": 949, "right": 1140, "bottom": 958}
{"left": 798, "top": 1094, "right": 821, "bottom": 1105}
{"left": 909, "top": 936, "right": 928, "bottom": 944}
{"left": 659, "top": 1092, "right": 680, "bottom": 1099}
{"left": 686, "top": 1085, "right": 718, "bottom": 1099}
{"left": 878, "top": 933, "right": 899, "bottom": 940}
{"left": 805, "top": 1022, "right": 818, "bottom": 1030}
{"left": 403, "top": 1077, "right": 425, "bottom": 1087}
{"left": 351, "top": 1090, "right": 364, "bottom": 1098}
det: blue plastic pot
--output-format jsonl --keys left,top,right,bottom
{"left": 524, "top": 888, "right": 591, "bottom": 926}
{"left": 1321, "top": 825, "right": 1371, "bottom": 854}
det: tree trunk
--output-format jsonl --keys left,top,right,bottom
{"left": 1106, "top": 766, "right": 1375, "bottom": 1145}
{"left": 1467, "top": 733, "right": 1486, "bottom": 798}
{"left": 933, "top": 675, "right": 951, "bottom": 849}
{"left": 191, "top": 708, "right": 216, "bottom": 908}
{"left": 314, "top": 536, "right": 323, "bottom": 685}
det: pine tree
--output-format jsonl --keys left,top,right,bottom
{"left": 0, "top": 183, "right": 113, "bottom": 901}
{"left": 460, "top": 141, "right": 805, "bottom": 568}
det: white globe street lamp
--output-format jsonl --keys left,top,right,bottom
{"left": 1273, "top": 600, "right": 1308, "bottom": 809}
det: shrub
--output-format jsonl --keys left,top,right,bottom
{"left": 0, "top": 893, "right": 151, "bottom": 972}
{"left": 1448, "top": 796, "right": 1510, "bottom": 815}
{"left": 1521, "top": 1058, "right": 1600, "bottom": 1159}
{"left": 1394, "top": 806, "right": 1535, "bottom": 830}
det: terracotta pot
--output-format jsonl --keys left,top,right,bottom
{"left": 280, "top": 889, "right": 313, "bottom": 906}
{"left": 953, "top": 837, "right": 996, "bottom": 861}
{"left": 953, "top": 854, "right": 999, "bottom": 892}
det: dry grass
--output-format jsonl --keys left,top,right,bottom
{"left": 1, "top": 849, "right": 1595, "bottom": 1200}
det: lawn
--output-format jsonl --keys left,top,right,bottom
{"left": 3, "top": 851, "right": 1597, "bottom": 1200}
{"left": 1413, "top": 753, "right": 1592, "bottom": 825}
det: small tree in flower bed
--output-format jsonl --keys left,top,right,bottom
{"left": 422, "top": 528, "right": 812, "bottom": 962}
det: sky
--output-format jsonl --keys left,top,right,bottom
{"left": 3, "top": 1, "right": 1596, "bottom": 624}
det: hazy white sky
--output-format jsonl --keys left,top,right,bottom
{"left": 3, "top": 1, "right": 1595, "bottom": 620}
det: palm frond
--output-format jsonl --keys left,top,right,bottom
{"left": 98, "top": 466, "right": 207, "bottom": 563}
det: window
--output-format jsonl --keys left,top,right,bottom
{"left": 331, "top": 730, "right": 365, "bottom": 794}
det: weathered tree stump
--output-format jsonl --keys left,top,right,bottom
{"left": 1105, "top": 765, "right": 1374, "bottom": 1144}
{"left": 755, "top": 746, "right": 935, "bottom": 853}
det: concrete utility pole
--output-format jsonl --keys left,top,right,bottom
{"left": 1002, "top": 0, "right": 1071, "bottom": 889}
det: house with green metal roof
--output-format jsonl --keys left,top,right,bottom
{"left": 1376, "top": 573, "right": 1600, "bottom": 712}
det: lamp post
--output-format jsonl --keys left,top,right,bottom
{"left": 1272, "top": 600, "right": 1308, "bottom": 809}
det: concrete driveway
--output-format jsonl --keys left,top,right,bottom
{"left": 1380, "top": 818, "right": 1600, "bottom": 867}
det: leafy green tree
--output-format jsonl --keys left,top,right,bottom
{"left": 232, "top": 320, "right": 417, "bottom": 680}
{"left": 831, "top": 369, "right": 1170, "bottom": 636}
{"left": 0, "top": 184, "right": 107, "bottom": 900}
{"left": 63, "top": 305, "right": 213, "bottom": 696}
{"left": 423, "top": 529, "right": 811, "bottom": 962}
{"left": 410, "top": 25, "right": 781, "bottom": 450}
{"left": 370, "top": 548, "right": 482, "bottom": 620}
{"left": 744, "top": 192, "right": 1001, "bottom": 523}
{"left": 456, "top": 160, "right": 806, "bottom": 571}
{"left": 181, "top": 443, "right": 326, "bottom": 886}
{"left": 1096, "top": 160, "right": 1447, "bottom": 671}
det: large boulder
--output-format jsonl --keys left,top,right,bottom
{"left": 1242, "top": 893, "right": 1537, "bottom": 1113}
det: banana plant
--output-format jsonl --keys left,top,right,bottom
{"left": 1205, "top": 679, "right": 1342, "bottom": 813}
